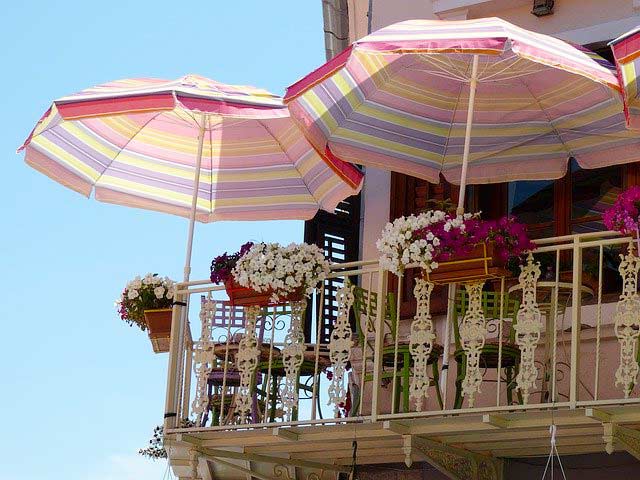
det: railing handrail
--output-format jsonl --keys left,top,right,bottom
{"left": 167, "top": 229, "right": 638, "bottom": 433}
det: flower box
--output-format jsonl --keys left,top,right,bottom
{"left": 224, "top": 278, "right": 303, "bottom": 307}
{"left": 424, "top": 242, "right": 509, "bottom": 284}
{"left": 144, "top": 308, "right": 173, "bottom": 353}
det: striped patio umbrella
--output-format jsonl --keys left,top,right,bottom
{"left": 610, "top": 26, "right": 640, "bottom": 129}
{"left": 284, "top": 17, "right": 640, "bottom": 213}
{"left": 19, "top": 74, "right": 363, "bottom": 281}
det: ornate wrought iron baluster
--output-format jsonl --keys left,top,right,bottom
{"left": 328, "top": 282, "right": 355, "bottom": 416}
{"left": 409, "top": 278, "right": 436, "bottom": 411}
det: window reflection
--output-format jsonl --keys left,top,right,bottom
{"left": 508, "top": 180, "right": 554, "bottom": 238}
{"left": 571, "top": 159, "right": 622, "bottom": 233}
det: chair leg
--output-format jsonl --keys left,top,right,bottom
{"left": 432, "top": 360, "right": 443, "bottom": 410}
{"left": 505, "top": 366, "right": 514, "bottom": 405}
{"left": 454, "top": 357, "right": 466, "bottom": 409}
{"left": 269, "top": 375, "right": 279, "bottom": 422}
{"left": 402, "top": 352, "right": 411, "bottom": 413}
{"left": 315, "top": 373, "right": 324, "bottom": 419}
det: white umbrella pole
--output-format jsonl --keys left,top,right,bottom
{"left": 183, "top": 112, "right": 207, "bottom": 283}
{"left": 456, "top": 54, "right": 479, "bottom": 216}
{"left": 164, "top": 112, "right": 207, "bottom": 427}
{"left": 442, "top": 55, "right": 479, "bottom": 398}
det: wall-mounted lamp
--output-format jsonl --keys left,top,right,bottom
{"left": 532, "top": 0, "right": 554, "bottom": 16}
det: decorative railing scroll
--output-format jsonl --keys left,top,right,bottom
{"left": 328, "top": 282, "right": 355, "bottom": 416}
{"left": 236, "top": 305, "right": 261, "bottom": 423}
{"left": 459, "top": 281, "right": 487, "bottom": 407}
{"left": 409, "top": 278, "right": 436, "bottom": 411}
{"left": 614, "top": 242, "right": 640, "bottom": 398}
{"left": 514, "top": 253, "right": 542, "bottom": 404}
{"left": 280, "top": 300, "right": 308, "bottom": 421}
{"left": 191, "top": 297, "right": 217, "bottom": 424}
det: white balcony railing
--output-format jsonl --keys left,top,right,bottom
{"left": 163, "top": 231, "right": 640, "bottom": 434}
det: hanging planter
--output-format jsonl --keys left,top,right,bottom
{"left": 223, "top": 278, "right": 274, "bottom": 306}
{"left": 116, "top": 273, "right": 177, "bottom": 354}
{"left": 223, "top": 278, "right": 305, "bottom": 307}
{"left": 212, "top": 242, "right": 329, "bottom": 306}
{"left": 377, "top": 211, "right": 533, "bottom": 284}
{"left": 144, "top": 308, "right": 173, "bottom": 353}
{"left": 425, "top": 242, "right": 509, "bottom": 284}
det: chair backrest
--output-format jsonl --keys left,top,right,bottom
{"left": 200, "top": 296, "right": 268, "bottom": 343}
{"left": 352, "top": 286, "right": 398, "bottom": 344}
{"left": 452, "top": 289, "right": 521, "bottom": 349}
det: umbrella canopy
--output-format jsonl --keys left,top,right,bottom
{"left": 284, "top": 17, "right": 640, "bottom": 188}
{"left": 19, "top": 74, "right": 363, "bottom": 222}
{"left": 610, "top": 26, "right": 640, "bottom": 130}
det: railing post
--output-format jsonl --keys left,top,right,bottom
{"left": 569, "top": 237, "right": 583, "bottom": 408}
{"left": 164, "top": 288, "right": 187, "bottom": 430}
{"left": 181, "top": 335, "right": 194, "bottom": 422}
{"left": 371, "top": 267, "right": 388, "bottom": 421}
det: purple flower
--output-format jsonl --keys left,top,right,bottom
{"left": 412, "top": 214, "right": 534, "bottom": 265}
{"left": 210, "top": 242, "right": 255, "bottom": 283}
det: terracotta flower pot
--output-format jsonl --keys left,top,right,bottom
{"left": 425, "top": 242, "right": 510, "bottom": 284}
{"left": 144, "top": 308, "right": 173, "bottom": 354}
{"left": 223, "top": 278, "right": 305, "bottom": 307}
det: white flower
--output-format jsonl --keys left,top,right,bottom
{"left": 376, "top": 209, "right": 474, "bottom": 275}
{"left": 118, "top": 274, "right": 176, "bottom": 321}
{"left": 232, "top": 242, "right": 329, "bottom": 302}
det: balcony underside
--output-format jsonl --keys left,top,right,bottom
{"left": 166, "top": 402, "right": 640, "bottom": 480}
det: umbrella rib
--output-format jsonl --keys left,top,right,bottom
{"left": 516, "top": 75, "right": 574, "bottom": 159}
{"left": 208, "top": 115, "right": 214, "bottom": 217}
{"left": 256, "top": 119, "right": 320, "bottom": 206}
{"left": 418, "top": 54, "right": 469, "bottom": 81}
{"left": 440, "top": 60, "right": 472, "bottom": 179}
{"left": 91, "top": 110, "right": 165, "bottom": 196}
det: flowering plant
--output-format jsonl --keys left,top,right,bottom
{"left": 603, "top": 186, "right": 640, "bottom": 234}
{"left": 377, "top": 210, "right": 533, "bottom": 275}
{"left": 116, "top": 274, "right": 176, "bottom": 330}
{"left": 484, "top": 216, "right": 536, "bottom": 263}
{"left": 377, "top": 210, "right": 479, "bottom": 275}
{"left": 210, "top": 241, "right": 254, "bottom": 284}
{"left": 233, "top": 242, "right": 330, "bottom": 303}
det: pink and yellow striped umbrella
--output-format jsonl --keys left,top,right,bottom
{"left": 285, "top": 18, "right": 640, "bottom": 192}
{"left": 19, "top": 74, "right": 363, "bottom": 222}
{"left": 611, "top": 27, "right": 640, "bottom": 130}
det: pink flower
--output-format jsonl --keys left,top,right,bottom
{"left": 603, "top": 186, "right": 640, "bottom": 234}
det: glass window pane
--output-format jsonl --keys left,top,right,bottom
{"left": 508, "top": 180, "right": 555, "bottom": 225}
{"left": 571, "top": 159, "right": 622, "bottom": 232}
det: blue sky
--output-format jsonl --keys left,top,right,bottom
{"left": 0, "top": 2, "right": 325, "bottom": 479}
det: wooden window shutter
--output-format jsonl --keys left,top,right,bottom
{"left": 304, "top": 196, "right": 361, "bottom": 343}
